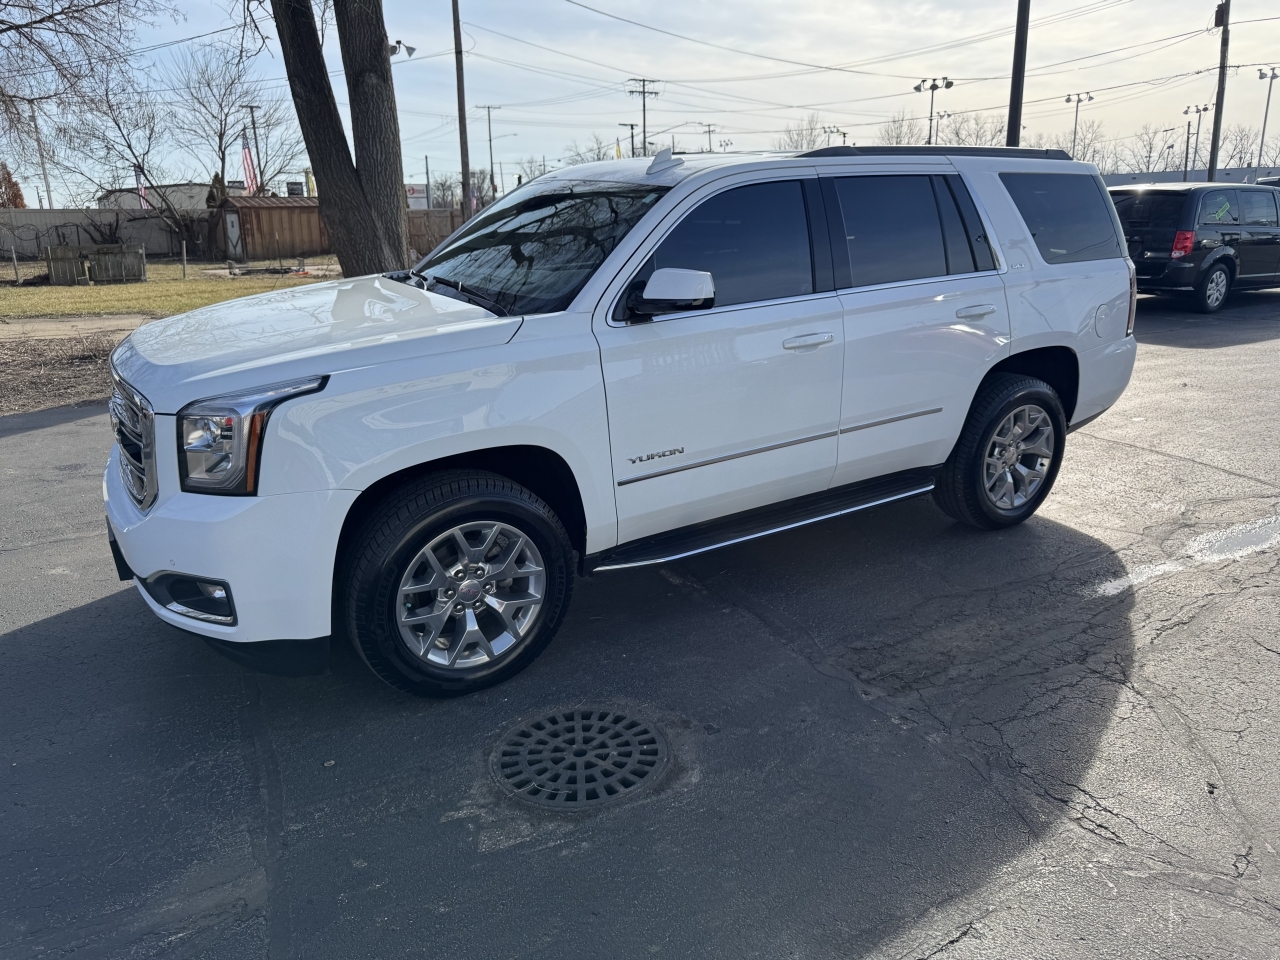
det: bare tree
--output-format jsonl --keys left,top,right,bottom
{"left": 935, "top": 112, "right": 1006, "bottom": 147}
{"left": 0, "top": 0, "right": 173, "bottom": 150}
{"left": 876, "top": 111, "right": 926, "bottom": 146}
{"left": 1220, "top": 124, "right": 1260, "bottom": 170}
{"left": 563, "top": 134, "right": 612, "bottom": 165}
{"left": 774, "top": 113, "right": 825, "bottom": 151}
{"left": 247, "top": 0, "right": 408, "bottom": 275}
{"left": 164, "top": 43, "right": 254, "bottom": 187}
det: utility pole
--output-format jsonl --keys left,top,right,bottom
{"left": 242, "top": 105, "right": 264, "bottom": 194}
{"left": 478, "top": 105, "right": 500, "bottom": 201}
{"left": 696, "top": 123, "right": 715, "bottom": 152}
{"left": 451, "top": 0, "right": 472, "bottom": 219}
{"left": 627, "top": 79, "right": 660, "bottom": 156}
{"left": 29, "top": 106, "right": 54, "bottom": 208}
{"left": 1006, "top": 0, "right": 1031, "bottom": 147}
{"left": 1207, "top": 0, "right": 1230, "bottom": 182}
{"left": 425, "top": 155, "right": 431, "bottom": 208}
{"left": 618, "top": 123, "right": 638, "bottom": 158}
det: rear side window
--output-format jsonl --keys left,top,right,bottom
{"left": 1198, "top": 189, "right": 1239, "bottom": 226}
{"left": 1110, "top": 191, "right": 1185, "bottom": 230}
{"left": 649, "top": 180, "right": 813, "bottom": 307}
{"left": 833, "top": 175, "right": 947, "bottom": 286}
{"left": 1000, "top": 172, "right": 1124, "bottom": 264}
{"left": 1240, "top": 191, "right": 1279, "bottom": 227}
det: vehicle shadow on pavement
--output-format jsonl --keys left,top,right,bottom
{"left": 1135, "top": 291, "right": 1280, "bottom": 350}
{"left": 1, "top": 497, "right": 1135, "bottom": 959}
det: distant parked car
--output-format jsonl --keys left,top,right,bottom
{"left": 1109, "top": 182, "right": 1280, "bottom": 312}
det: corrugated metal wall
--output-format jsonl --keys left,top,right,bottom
{"left": 237, "top": 205, "right": 330, "bottom": 260}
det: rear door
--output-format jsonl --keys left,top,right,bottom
{"left": 1238, "top": 189, "right": 1280, "bottom": 284}
{"left": 824, "top": 172, "right": 1011, "bottom": 486}
{"left": 1110, "top": 190, "right": 1186, "bottom": 278}
{"left": 1196, "top": 187, "right": 1243, "bottom": 273}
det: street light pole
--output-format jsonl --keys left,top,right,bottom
{"left": 1185, "top": 104, "right": 1210, "bottom": 178}
{"left": 1066, "top": 93, "right": 1092, "bottom": 156}
{"left": 1183, "top": 120, "right": 1191, "bottom": 181}
{"left": 915, "top": 77, "right": 953, "bottom": 146}
{"left": 1257, "top": 68, "right": 1278, "bottom": 180}
{"left": 1207, "top": 0, "right": 1230, "bottom": 181}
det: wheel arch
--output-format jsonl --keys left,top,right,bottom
{"left": 982, "top": 345, "right": 1079, "bottom": 423}
{"left": 334, "top": 445, "right": 589, "bottom": 574}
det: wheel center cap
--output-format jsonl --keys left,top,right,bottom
{"left": 456, "top": 580, "right": 483, "bottom": 604}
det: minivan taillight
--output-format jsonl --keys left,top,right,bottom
{"left": 1171, "top": 230, "right": 1195, "bottom": 258}
{"left": 1127, "top": 261, "right": 1137, "bottom": 336}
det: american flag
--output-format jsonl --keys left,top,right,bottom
{"left": 241, "top": 131, "right": 258, "bottom": 195}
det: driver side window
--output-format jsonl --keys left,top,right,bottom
{"left": 619, "top": 180, "right": 814, "bottom": 319}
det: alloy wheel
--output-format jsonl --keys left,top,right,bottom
{"left": 982, "top": 404, "right": 1056, "bottom": 511}
{"left": 1205, "top": 268, "right": 1228, "bottom": 308}
{"left": 396, "top": 520, "right": 546, "bottom": 669}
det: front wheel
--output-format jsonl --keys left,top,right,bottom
{"left": 341, "top": 471, "right": 574, "bottom": 697}
{"left": 933, "top": 373, "right": 1066, "bottom": 530}
{"left": 1194, "top": 262, "right": 1231, "bottom": 313}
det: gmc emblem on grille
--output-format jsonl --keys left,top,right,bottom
{"left": 628, "top": 447, "right": 684, "bottom": 465}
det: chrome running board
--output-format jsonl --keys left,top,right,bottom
{"left": 586, "top": 469, "right": 936, "bottom": 573}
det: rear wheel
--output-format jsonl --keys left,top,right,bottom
{"left": 1194, "top": 262, "right": 1231, "bottom": 313}
{"left": 341, "top": 471, "right": 574, "bottom": 697}
{"left": 934, "top": 373, "right": 1066, "bottom": 530}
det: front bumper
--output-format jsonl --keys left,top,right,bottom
{"left": 104, "top": 440, "right": 358, "bottom": 643}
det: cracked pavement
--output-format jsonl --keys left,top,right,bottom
{"left": 3, "top": 292, "right": 1280, "bottom": 958}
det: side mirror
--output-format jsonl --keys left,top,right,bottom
{"left": 622, "top": 268, "right": 715, "bottom": 321}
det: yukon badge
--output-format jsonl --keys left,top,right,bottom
{"left": 628, "top": 447, "right": 684, "bottom": 465}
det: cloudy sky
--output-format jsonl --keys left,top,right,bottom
{"left": 146, "top": 0, "right": 1280, "bottom": 182}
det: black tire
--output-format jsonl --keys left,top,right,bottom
{"left": 934, "top": 373, "right": 1067, "bottom": 530}
{"left": 1194, "top": 261, "right": 1232, "bottom": 314}
{"left": 340, "top": 470, "right": 574, "bottom": 697}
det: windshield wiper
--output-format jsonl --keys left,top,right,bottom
{"left": 424, "top": 275, "right": 508, "bottom": 317}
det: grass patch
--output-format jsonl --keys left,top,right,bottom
{"left": 0, "top": 333, "right": 120, "bottom": 415}
{"left": 0, "top": 259, "right": 340, "bottom": 320}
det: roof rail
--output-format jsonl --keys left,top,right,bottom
{"left": 799, "top": 145, "right": 1073, "bottom": 161}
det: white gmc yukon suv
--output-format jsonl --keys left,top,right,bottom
{"left": 106, "top": 146, "right": 1136, "bottom": 696}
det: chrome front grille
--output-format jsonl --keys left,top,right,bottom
{"left": 109, "top": 367, "right": 157, "bottom": 510}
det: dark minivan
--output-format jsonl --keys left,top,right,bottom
{"left": 1108, "top": 182, "right": 1280, "bottom": 312}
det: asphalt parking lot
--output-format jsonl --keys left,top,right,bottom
{"left": 4, "top": 292, "right": 1280, "bottom": 960}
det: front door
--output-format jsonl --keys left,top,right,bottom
{"left": 823, "top": 173, "right": 1010, "bottom": 486}
{"left": 594, "top": 179, "right": 845, "bottom": 544}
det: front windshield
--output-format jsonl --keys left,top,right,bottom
{"left": 415, "top": 178, "right": 669, "bottom": 316}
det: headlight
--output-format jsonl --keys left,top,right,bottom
{"left": 177, "top": 376, "right": 326, "bottom": 495}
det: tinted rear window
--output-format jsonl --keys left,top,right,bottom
{"left": 1000, "top": 173, "right": 1124, "bottom": 264}
{"left": 1198, "top": 189, "right": 1239, "bottom": 226}
{"left": 1110, "top": 192, "right": 1185, "bottom": 229}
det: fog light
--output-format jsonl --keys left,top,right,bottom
{"left": 142, "top": 573, "right": 237, "bottom": 625}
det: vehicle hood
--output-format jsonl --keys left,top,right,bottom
{"left": 111, "top": 275, "right": 521, "bottom": 413}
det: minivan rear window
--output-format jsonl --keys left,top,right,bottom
{"left": 1110, "top": 191, "right": 1185, "bottom": 230}
{"left": 1000, "top": 173, "right": 1124, "bottom": 264}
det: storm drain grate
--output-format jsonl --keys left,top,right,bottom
{"left": 491, "top": 709, "right": 668, "bottom": 809}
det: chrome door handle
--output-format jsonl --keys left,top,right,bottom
{"left": 783, "top": 333, "right": 835, "bottom": 350}
{"left": 955, "top": 304, "right": 997, "bottom": 320}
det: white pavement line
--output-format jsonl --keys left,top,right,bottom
{"left": 1096, "top": 515, "right": 1280, "bottom": 596}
